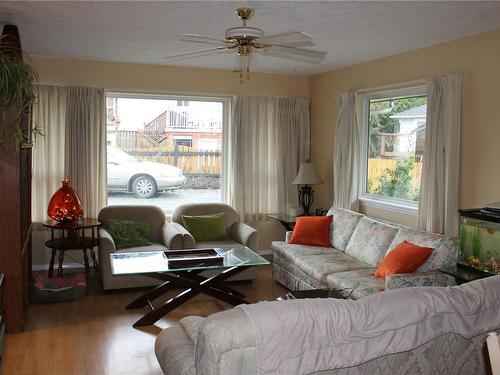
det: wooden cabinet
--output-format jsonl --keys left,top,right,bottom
{"left": 0, "top": 274, "right": 5, "bottom": 371}
{"left": 0, "top": 25, "right": 32, "bottom": 333}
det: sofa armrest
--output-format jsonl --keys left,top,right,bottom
{"left": 385, "top": 270, "right": 457, "bottom": 290}
{"left": 169, "top": 222, "right": 196, "bottom": 248}
{"left": 231, "top": 222, "right": 258, "bottom": 250}
{"left": 196, "top": 309, "right": 257, "bottom": 375}
{"left": 99, "top": 227, "right": 116, "bottom": 253}
{"left": 98, "top": 228, "right": 116, "bottom": 284}
{"left": 161, "top": 222, "right": 184, "bottom": 249}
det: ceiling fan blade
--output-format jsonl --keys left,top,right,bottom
{"left": 164, "top": 46, "right": 230, "bottom": 61}
{"left": 261, "top": 45, "right": 326, "bottom": 63}
{"left": 271, "top": 40, "right": 315, "bottom": 48}
{"left": 180, "top": 34, "right": 229, "bottom": 46}
{"left": 256, "top": 31, "right": 313, "bottom": 45}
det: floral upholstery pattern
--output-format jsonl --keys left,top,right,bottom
{"left": 385, "top": 271, "right": 457, "bottom": 290}
{"left": 271, "top": 241, "right": 340, "bottom": 262}
{"left": 273, "top": 251, "right": 329, "bottom": 289}
{"left": 326, "top": 208, "right": 364, "bottom": 251}
{"left": 326, "top": 268, "right": 383, "bottom": 300}
{"left": 387, "top": 228, "right": 459, "bottom": 273}
{"left": 345, "top": 217, "right": 398, "bottom": 267}
{"left": 294, "top": 253, "right": 372, "bottom": 284}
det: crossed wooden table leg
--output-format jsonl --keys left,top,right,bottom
{"left": 127, "top": 265, "right": 251, "bottom": 327}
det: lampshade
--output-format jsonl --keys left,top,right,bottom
{"left": 292, "top": 162, "right": 323, "bottom": 185}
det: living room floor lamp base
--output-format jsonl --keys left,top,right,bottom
{"left": 293, "top": 161, "right": 323, "bottom": 216}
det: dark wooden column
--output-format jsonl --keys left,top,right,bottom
{"left": 0, "top": 24, "right": 33, "bottom": 333}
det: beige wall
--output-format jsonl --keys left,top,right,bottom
{"left": 31, "top": 56, "right": 309, "bottom": 97}
{"left": 310, "top": 28, "right": 500, "bottom": 226}
{"left": 31, "top": 57, "right": 305, "bottom": 267}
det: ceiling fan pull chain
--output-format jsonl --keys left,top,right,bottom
{"left": 240, "top": 56, "right": 244, "bottom": 84}
{"left": 247, "top": 54, "right": 251, "bottom": 80}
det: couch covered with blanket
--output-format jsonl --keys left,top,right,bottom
{"left": 155, "top": 276, "right": 500, "bottom": 375}
{"left": 272, "top": 207, "right": 459, "bottom": 299}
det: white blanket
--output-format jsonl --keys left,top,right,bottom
{"left": 237, "top": 276, "right": 500, "bottom": 375}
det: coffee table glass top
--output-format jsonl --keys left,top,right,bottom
{"left": 110, "top": 246, "right": 270, "bottom": 275}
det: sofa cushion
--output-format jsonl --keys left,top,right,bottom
{"left": 273, "top": 253, "right": 329, "bottom": 289}
{"left": 326, "top": 207, "right": 364, "bottom": 251}
{"left": 290, "top": 216, "right": 332, "bottom": 247}
{"left": 345, "top": 217, "right": 398, "bottom": 267}
{"left": 387, "top": 227, "right": 458, "bottom": 273}
{"left": 195, "top": 240, "right": 246, "bottom": 249}
{"left": 271, "top": 241, "right": 341, "bottom": 263}
{"left": 326, "top": 268, "right": 384, "bottom": 299}
{"left": 115, "top": 242, "right": 167, "bottom": 253}
{"left": 294, "top": 253, "right": 373, "bottom": 284}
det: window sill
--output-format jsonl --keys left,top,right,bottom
{"left": 359, "top": 196, "right": 418, "bottom": 216}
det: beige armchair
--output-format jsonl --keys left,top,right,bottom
{"left": 166, "top": 203, "right": 258, "bottom": 250}
{"left": 98, "top": 205, "right": 183, "bottom": 290}
{"left": 166, "top": 203, "right": 259, "bottom": 281}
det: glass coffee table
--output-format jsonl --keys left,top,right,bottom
{"left": 111, "top": 246, "right": 270, "bottom": 327}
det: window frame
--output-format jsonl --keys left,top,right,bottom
{"left": 358, "top": 85, "right": 427, "bottom": 215}
{"left": 105, "top": 91, "right": 231, "bottom": 212}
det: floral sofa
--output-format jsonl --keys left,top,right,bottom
{"left": 272, "top": 207, "right": 459, "bottom": 299}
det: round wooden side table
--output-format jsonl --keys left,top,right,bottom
{"left": 43, "top": 218, "right": 101, "bottom": 278}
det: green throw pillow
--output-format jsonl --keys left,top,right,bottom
{"left": 182, "top": 212, "right": 228, "bottom": 242}
{"left": 106, "top": 219, "right": 151, "bottom": 249}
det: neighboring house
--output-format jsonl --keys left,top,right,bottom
{"left": 389, "top": 104, "right": 426, "bottom": 156}
{"left": 109, "top": 102, "right": 223, "bottom": 151}
{"left": 143, "top": 106, "right": 222, "bottom": 151}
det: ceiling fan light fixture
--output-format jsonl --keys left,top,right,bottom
{"left": 225, "top": 27, "right": 264, "bottom": 41}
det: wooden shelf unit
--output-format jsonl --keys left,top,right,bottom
{"left": 0, "top": 25, "right": 32, "bottom": 333}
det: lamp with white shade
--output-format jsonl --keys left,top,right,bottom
{"left": 292, "top": 161, "right": 323, "bottom": 216}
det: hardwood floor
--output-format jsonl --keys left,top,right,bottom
{"left": 3, "top": 264, "right": 286, "bottom": 375}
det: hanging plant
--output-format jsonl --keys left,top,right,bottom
{"left": 0, "top": 26, "right": 39, "bottom": 149}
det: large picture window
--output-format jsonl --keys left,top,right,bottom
{"left": 361, "top": 87, "right": 427, "bottom": 211}
{"left": 106, "top": 94, "right": 227, "bottom": 213}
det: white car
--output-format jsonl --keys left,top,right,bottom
{"left": 107, "top": 146, "right": 186, "bottom": 198}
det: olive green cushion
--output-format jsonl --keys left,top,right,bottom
{"left": 106, "top": 219, "right": 151, "bottom": 249}
{"left": 181, "top": 213, "right": 228, "bottom": 242}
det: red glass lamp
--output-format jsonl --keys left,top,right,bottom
{"left": 47, "top": 180, "right": 84, "bottom": 222}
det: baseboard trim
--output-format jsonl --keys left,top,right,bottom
{"left": 32, "top": 263, "right": 85, "bottom": 272}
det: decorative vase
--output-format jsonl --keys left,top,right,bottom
{"left": 47, "top": 180, "right": 84, "bottom": 222}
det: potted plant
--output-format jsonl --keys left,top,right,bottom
{"left": 0, "top": 24, "right": 38, "bottom": 149}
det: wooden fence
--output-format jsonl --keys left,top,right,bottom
{"left": 368, "top": 158, "right": 422, "bottom": 191}
{"left": 121, "top": 145, "right": 221, "bottom": 175}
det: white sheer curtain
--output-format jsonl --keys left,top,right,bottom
{"left": 333, "top": 92, "right": 360, "bottom": 211}
{"left": 418, "top": 74, "right": 462, "bottom": 236}
{"left": 65, "top": 87, "right": 107, "bottom": 219}
{"left": 276, "top": 98, "right": 311, "bottom": 209}
{"left": 224, "top": 96, "right": 310, "bottom": 221}
{"left": 32, "top": 85, "right": 67, "bottom": 221}
{"left": 32, "top": 85, "right": 106, "bottom": 221}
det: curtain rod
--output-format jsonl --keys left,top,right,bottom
{"left": 355, "top": 79, "right": 427, "bottom": 95}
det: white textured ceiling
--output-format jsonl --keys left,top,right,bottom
{"left": 2, "top": 1, "right": 500, "bottom": 75}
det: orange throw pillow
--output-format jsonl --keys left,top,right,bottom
{"left": 289, "top": 215, "right": 332, "bottom": 247}
{"left": 374, "top": 241, "right": 433, "bottom": 278}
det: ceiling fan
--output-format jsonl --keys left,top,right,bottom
{"left": 166, "top": 8, "right": 327, "bottom": 82}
